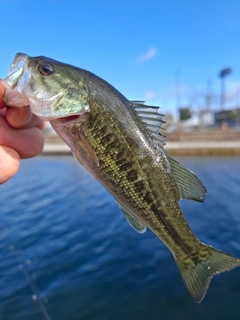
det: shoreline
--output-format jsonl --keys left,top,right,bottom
{"left": 42, "top": 141, "right": 240, "bottom": 156}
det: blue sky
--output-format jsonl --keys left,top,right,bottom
{"left": 0, "top": 0, "right": 239, "bottom": 115}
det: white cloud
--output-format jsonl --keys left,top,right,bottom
{"left": 137, "top": 47, "right": 157, "bottom": 63}
{"left": 144, "top": 90, "right": 156, "bottom": 101}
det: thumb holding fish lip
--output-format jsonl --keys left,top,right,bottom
{"left": 0, "top": 79, "right": 45, "bottom": 157}
{"left": 5, "top": 106, "right": 46, "bottom": 130}
{"left": 0, "top": 79, "right": 45, "bottom": 183}
{"left": 0, "top": 79, "right": 45, "bottom": 129}
{"left": 0, "top": 82, "right": 20, "bottom": 183}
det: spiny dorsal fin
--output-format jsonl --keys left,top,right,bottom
{"left": 130, "top": 101, "right": 206, "bottom": 202}
{"left": 167, "top": 156, "right": 207, "bottom": 202}
{"left": 120, "top": 206, "right": 146, "bottom": 233}
{"left": 130, "top": 101, "right": 166, "bottom": 147}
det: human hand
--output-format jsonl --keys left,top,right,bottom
{"left": 0, "top": 80, "right": 45, "bottom": 183}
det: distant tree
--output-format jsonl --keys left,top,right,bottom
{"left": 179, "top": 107, "right": 192, "bottom": 121}
{"left": 226, "top": 110, "right": 235, "bottom": 120}
{"left": 226, "top": 108, "right": 240, "bottom": 121}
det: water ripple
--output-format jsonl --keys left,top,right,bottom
{"left": 1, "top": 156, "right": 240, "bottom": 320}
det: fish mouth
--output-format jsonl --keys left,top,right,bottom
{"left": 50, "top": 114, "right": 81, "bottom": 127}
{"left": 3, "top": 53, "right": 90, "bottom": 121}
{"left": 50, "top": 114, "right": 82, "bottom": 136}
{"left": 5, "top": 53, "right": 29, "bottom": 84}
{"left": 2, "top": 53, "right": 31, "bottom": 108}
{"left": 51, "top": 114, "right": 80, "bottom": 124}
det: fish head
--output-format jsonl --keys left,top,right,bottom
{"left": 2, "top": 53, "right": 90, "bottom": 120}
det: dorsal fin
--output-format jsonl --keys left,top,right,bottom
{"left": 130, "top": 101, "right": 206, "bottom": 203}
{"left": 130, "top": 101, "right": 165, "bottom": 147}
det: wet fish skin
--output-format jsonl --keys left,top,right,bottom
{"left": 3, "top": 53, "right": 240, "bottom": 302}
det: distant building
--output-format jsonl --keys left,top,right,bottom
{"left": 181, "top": 110, "right": 214, "bottom": 131}
{"left": 214, "top": 108, "right": 240, "bottom": 127}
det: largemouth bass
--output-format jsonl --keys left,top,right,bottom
{"left": 3, "top": 53, "right": 240, "bottom": 302}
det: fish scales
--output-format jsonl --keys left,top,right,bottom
{"left": 2, "top": 53, "right": 240, "bottom": 303}
{"left": 69, "top": 100, "right": 203, "bottom": 256}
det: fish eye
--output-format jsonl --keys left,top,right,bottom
{"left": 38, "top": 62, "right": 54, "bottom": 76}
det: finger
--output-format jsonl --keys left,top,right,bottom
{"left": 0, "top": 80, "right": 45, "bottom": 129}
{"left": 5, "top": 106, "right": 45, "bottom": 129}
{"left": 0, "top": 146, "right": 20, "bottom": 184}
{"left": 0, "top": 115, "right": 44, "bottom": 159}
{"left": 0, "top": 80, "right": 6, "bottom": 109}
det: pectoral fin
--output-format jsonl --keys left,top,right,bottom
{"left": 77, "top": 131, "right": 99, "bottom": 166}
{"left": 167, "top": 156, "right": 207, "bottom": 202}
{"left": 120, "top": 207, "right": 146, "bottom": 233}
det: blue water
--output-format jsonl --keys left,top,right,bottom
{"left": 1, "top": 156, "right": 240, "bottom": 320}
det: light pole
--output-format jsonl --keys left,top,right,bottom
{"left": 219, "top": 68, "right": 232, "bottom": 110}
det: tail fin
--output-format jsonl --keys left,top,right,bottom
{"left": 175, "top": 243, "right": 240, "bottom": 302}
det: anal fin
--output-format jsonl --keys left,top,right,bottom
{"left": 120, "top": 206, "right": 146, "bottom": 234}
